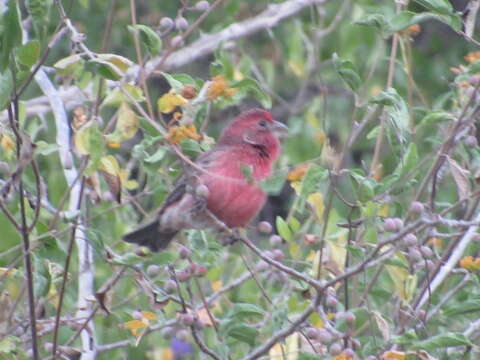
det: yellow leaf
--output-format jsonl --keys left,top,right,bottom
{"left": 211, "top": 280, "right": 222, "bottom": 292}
{"left": 157, "top": 91, "right": 188, "bottom": 114}
{"left": 288, "top": 60, "right": 304, "bottom": 77}
{"left": 197, "top": 307, "right": 215, "bottom": 328}
{"left": 287, "top": 163, "right": 312, "bottom": 182}
{"left": 160, "top": 348, "right": 174, "bottom": 360}
{"left": 166, "top": 124, "right": 201, "bottom": 145}
{"left": 141, "top": 311, "right": 157, "bottom": 321}
{"left": 207, "top": 75, "right": 236, "bottom": 100}
{"left": 99, "top": 155, "right": 122, "bottom": 202}
{"left": 307, "top": 192, "right": 324, "bottom": 220}
{"left": 116, "top": 102, "right": 139, "bottom": 141}
{"left": 382, "top": 350, "right": 406, "bottom": 360}
{"left": 123, "top": 319, "right": 148, "bottom": 333}
{"left": 0, "top": 134, "right": 15, "bottom": 155}
{"left": 327, "top": 235, "right": 347, "bottom": 272}
{"left": 385, "top": 263, "right": 417, "bottom": 303}
{"left": 309, "top": 312, "right": 324, "bottom": 328}
{"left": 99, "top": 155, "right": 121, "bottom": 176}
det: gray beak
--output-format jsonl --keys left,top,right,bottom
{"left": 270, "top": 120, "right": 289, "bottom": 138}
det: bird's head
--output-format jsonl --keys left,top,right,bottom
{"left": 218, "top": 108, "right": 288, "bottom": 159}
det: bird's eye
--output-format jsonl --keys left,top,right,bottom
{"left": 259, "top": 120, "right": 268, "bottom": 127}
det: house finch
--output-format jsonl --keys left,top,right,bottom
{"left": 123, "top": 108, "right": 288, "bottom": 251}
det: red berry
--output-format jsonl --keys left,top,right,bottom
{"left": 420, "top": 245, "right": 433, "bottom": 258}
{"left": 258, "top": 221, "right": 273, "bottom": 234}
{"left": 179, "top": 247, "right": 191, "bottom": 259}
{"left": 178, "top": 312, "right": 195, "bottom": 326}
{"left": 343, "top": 348, "right": 355, "bottom": 357}
{"left": 383, "top": 218, "right": 397, "bottom": 232}
{"left": 408, "top": 248, "right": 422, "bottom": 262}
{"left": 409, "top": 201, "right": 424, "bottom": 214}
{"left": 162, "top": 326, "right": 175, "bottom": 339}
{"left": 195, "top": 1, "right": 209, "bottom": 11}
{"left": 147, "top": 264, "right": 161, "bottom": 277}
{"left": 175, "top": 17, "right": 189, "bottom": 31}
{"left": 256, "top": 260, "right": 269, "bottom": 272}
{"left": 403, "top": 233, "right": 418, "bottom": 246}
{"left": 177, "top": 270, "right": 191, "bottom": 282}
{"left": 272, "top": 249, "right": 285, "bottom": 261}
{"left": 326, "top": 295, "right": 338, "bottom": 308}
{"left": 132, "top": 309, "right": 143, "bottom": 320}
{"left": 165, "top": 279, "right": 177, "bottom": 294}
{"left": 393, "top": 217, "right": 404, "bottom": 229}
{"left": 195, "top": 184, "right": 209, "bottom": 198}
{"left": 465, "top": 135, "right": 478, "bottom": 147}
{"left": 305, "top": 327, "right": 319, "bottom": 340}
{"left": 176, "top": 329, "right": 189, "bottom": 341}
{"left": 194, "top": 265, "right": 208, "bottom": 277}
{"left": 269, "top": 234, "right": 283, "bottom": 247}
{"left": 171, "top": 35, "right": 184, "bottom": 47}
{"left": 159, "top": 17, "right": 174, "bottom": 28}
{"left": 329, "top": 342, "right": 343, "bottom": 356}
{"left": 316, "top": 329, "right": 333, "bottom": 343}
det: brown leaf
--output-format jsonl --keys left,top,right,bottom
{"left": 447, "top": 156, "right": 470, "bottom": 199}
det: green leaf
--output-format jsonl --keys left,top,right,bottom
{"left": 240, "top": 163, "right": 254, "bottom": 184}
{"left": 0, "top": 0, "right": 22, "bottom": 71}
{"left": 232, "top": 78, "right": 272, "bottom": 109}
{"left": 152, "top": 251, "right": 176, "bottom": 265}
{"left": 354, "top": 13, "right": 389, "bottom": 34}
{"left": 144, "top": 148, "right": 167, "bottom": 163}
{"left": 25, "top": 0, "right": 51, "bottom": 42}
{"left": 392, "top": 143, "right": 418, "bottom": 179}
{"left": 0, "top": 70, "right": 13, "bottom": 111}
{"left": 53, "top": 54, "right": 85, "bottom": 75}
{"left": 413, "top": 0, "right": 453, "bottom": 15}
{"left": 299, "top": 353, "right": 321, "bottom": 360}
{"left": 35, "top": 140, "right": 58, "bottom": 156}
{"left": 390, "top": 11, "right": 461, "bottom": 33}
{"left": 444, "top": 298, "right": 480, "bottom": 316}
{"left": 16, "top": 40, "right": 41, "bottom": 68}
{"left": 162, "top": 72, "right": 196, "bottom": 90}
{"left": 260, "top": 168, "right": 287, "bottom": 194}
{"left": 33, "top": 256, "right": 51, "bottom": 298}
{"left": 97, "top": 53, "right": 133, "bottom": 73}
{"left": 128, "top": 24, "right": 162, "bottom": 55}
{"left": 300, "top": 165, "right": 328, "bottom": 199}
{"left": 350, "top": 170, "right": 376, "bottom": 203}
{"left": 332, "top": 53, "right": 361, "bottom": 92}
{"left": 89, "top": 58, "right": 124, "bottom": 81}
{"left": 410, "top": 332, "right": 473, "bottom": 351}
{"left": 0, "top": 336, "right": 18, "bottom": 353}
{"left": 222, "top": 323, "right": 258, "bottom": 346}
{"left": 371, "top": 88, "right": 410, "bottom": 142}
{"left": 276, "top": 216, "right": 292, "bottom": 242}
{"left": 229, "top": 303, "right": 265, "bottom": 319}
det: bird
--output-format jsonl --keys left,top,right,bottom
{"left": 123, "top": 108, "right": 288, "bottom": 251}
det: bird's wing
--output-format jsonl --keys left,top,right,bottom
{"left": 157, "top": 149, "right": 221, "bottom": 216}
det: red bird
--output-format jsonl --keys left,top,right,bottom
{"left": 123, "top": 108, "right": 288, "bottom": 251}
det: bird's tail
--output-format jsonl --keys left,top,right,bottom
{"left": 123, "top": 220, "right": 177, "bottom": 252}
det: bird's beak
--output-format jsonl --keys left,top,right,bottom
{"left": 270, "top": 120, "right": 289, "bottom": 138}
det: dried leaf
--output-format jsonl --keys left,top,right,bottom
{"left": 373, "top": 311, "right": 391, "bottom": 341}
{"left": 166, "top": 124, "right": 201, "bottom": 145}
{"left": 157, "top": 91, "right": 188, "bottom": 114}
{"left": 207, "top": 75, "right": 236, "bottom": 100}
{"left": 382, "top": 351, "right": 406, "bottom": 360}
{"left": 99, "top": 155, "right": 122, "bottom": 203}
{"left": 307, "top": 192, "right": 324, "bottom": 219}
{"left": 447, "top": 156, "right": 470, "bottom": 199}
{"left": 116, "top": 102, "right": 139, "bottom": 141}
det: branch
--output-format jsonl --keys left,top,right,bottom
{"left": 34, "top": 69, "right": 97, "bottom": 360}
{"left": 143, "top": 0, "right": 326, "bottom": 75}
{"left": 415, "top": 210, "right": 480, "bottom": 310}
